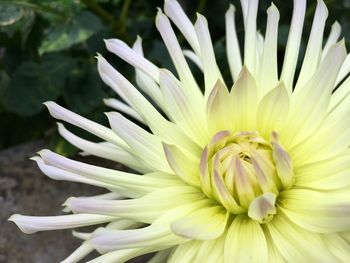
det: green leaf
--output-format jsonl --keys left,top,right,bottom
{"left": 39, "top": 11, "right": 103, "bottom": 54}
{"left": 3, "top": 54, "right": 75, "bottom": 116}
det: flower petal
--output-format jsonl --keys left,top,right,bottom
{"left": 171, "top": 205, "right": 228, "bottom": 240}
{"left": 194, "top": 14, "right": 224, "bottom": 97}
{"left": 224, "top": 215, "right": 268, "bottom": 263}
{"left": 9, "top": 214, "right": 115, "bottom": 234}
{"left": 280, "top": 0, "right": 306, "bottom": 91}
{"left": 295, "top": 0, "right": 328, "bottom": 91}
{"left": 266, "top": 211, "right": 339, "bottom": 262}
{"left": 230, "top": 66, "right": 258, "bottom": 131}
{"left": 57, "top": 122, "right": 147, "bottom": 173}
{"left": 256, "top": 82, "right": 289, "bottom": 138}
{"left": 258, "top": 3, "right": 279, "bottom": 98}
{"left": 225, "top": 5, "right": 242, "bottom": 82}
{"left": 280, "top": 188, "right": 350, "bottom": 233}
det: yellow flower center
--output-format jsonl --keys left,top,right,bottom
{"left": 200, "top": 130, "right": 294, "bottom": 223}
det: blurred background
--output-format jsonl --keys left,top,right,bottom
{"left": 0, "top": 0, "right": 350, "bottom": 262}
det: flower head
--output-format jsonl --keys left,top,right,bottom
{"left": 9, "top": 0, "right": 350, "bottom": 262}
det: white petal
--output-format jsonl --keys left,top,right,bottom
{"left": 156, "top": 11, "right": 202, "bottom": 101}
{"left": 163, "top": 143, "right": 200, "bottom": 187}
{"left": 294, "top": 152, "right": 350, "bottom": 190}
{"left": 324, "top": 234, "right": 350, "bottom": 262}
{"left": 266, "top": 211, "right": 338, "bottom": 262}
{"left": 224, "top": 215, "right": 268, "bottom": 263}
{"left": 9, "top": 213, "right": 114, "bottom": 234}
{"left": 103, "top": 98, "right": 144, "bottom": 123}
{"left": 280, "top": 188, "right": 350, "bottom": 233}
{"left": 183, "top": 49, "right": 203, "bottom": 70}
{"left": 322, "top": 21, "right": 341, "bottom": 59}
{"left": 148, "top": 249, "right": 172, "bottom": 263}
{"left": 97, "top": 55, "right": 201, "bottom": 155}
{"left": 159, "top": 69, "right": 208, "bottom": 145}
{"left": 44, "top": 101, "right": 125, "bottom": 147}
{"left": 37, "top": 149, "right": 177, "bottom": 195}
{"left": 195, "top": 236, "right": 225, "bottom": 263}
{"left": 164, "top": 0, "right": 200, "bottom": 54}
{"left": 225, "top": 5, "right": 242, "bottom": 82}
{"left": 104, "top": 39, "right": 159, "bottom": 82}
{"left": 32, "top": 156, "right": 127, "bottom": 194}
{"left": 106, "top": 112, "right": 171, "bottom": 173}
{"left": 281, "top": 41, "right": 346, "bottom": 148}
{"left": 194, "top": 14, "right": 224, "bottom": 97}
{"left": 335, "top": 54, "right": 350, "bottom": 87}
{"left": 168, "top": 241, "right": 201, "bottom": 263}
{"left": 171, "top": 205, "right": 228, "bottom": 240}
{"left": 206, "top": 80, "right": 232, "bottom": 134}
{"left": 57, "top": 122, "right": 146, "bottom": 173}
{"left": 295, "top": 0, "right": 328, "bottom": 91}
{"left": 256, "top": 82, "right": 289, "bottom": 138}
{"left": 132, "top": 37, "right": 165, "bottom": 110}
{"left": 244, "top": 0, "right": 258, "bottom": 75}
{"left": 65, "top": 186, "right": 200, "bottom": 224}
{"left": 60, "top": 242, "right": 94, "bottom": 263}
{"left": 259, "top": 3, "right": 279, "bottom": 98}
{"left": 280, "top": 0, "right": 306, "bottom": 92}
{"left": 230, "top": 67, "right": 258, "bottom": 131}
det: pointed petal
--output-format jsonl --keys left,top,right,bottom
{"left": 103, "top": 98, "right": 144, "bottom": 123}
{"left": 60, "top": 242, "right": 94, "bottom": 263}
{"left": 163, "top": 143, "right": 200, "bottom": 187}
{"left": 156, "top": 11, "right": 202, "bottom": 101}
{"left": 44, "top": 101, "right": 125, "bottom": 147}
{"left": 57, "top": 123, "right": 146, "bottom": 172}
{"left": 281, "top": 41, "right": 346, "bottom": 148}
{"left": 280, "top": 0, "right": 306, "bottom": 92}
{"left": 9, "top": 214, "right": 114, "bottom": 234}
{"left": 295, "top": 0, "right": 328, "bottom": 91}
{"left": 224, "top": 215, "right": 268, "bottom": 263}
{"left": 256, "top": 82, "right": 289, "bottom": 137}
{"left": 259, "top": 3, "right": 279, "bottom": 97}
{"left": 98, "top": 54, "right": 201, "bottom": 155}
{"left": 104, "top": 39, "right": 159, "bottom": 82}
{"left": 164, "top": 0, "right": 200, "bottom": 54}
{"left": 159, "top": 69, "right": 208, "bottom": 145}
{"left": 206, "top": 80, "right": 231, "bottom": 134}
{"left": 244, "top": 0, "right": 258, "bottom": 75}
{"left": 230, "top": 67, "right": 258, "bottom": 131}
{"left": 322, "top": 21, "right": 341, "bottom": 59}
{"left": 168, "top": 241, "right": 201, "bottom": 263}
{"left": 266, "top": 211, "right": 339, "bottom": 261}
{"left": 107, "top": 112, "right": 171, "bottom": 173}
{"left": 194, "top": 14, "right": 224, "bottom": 97}
{"left": 171, "top": 205, "right": 228, "bottom": 240}
{"left": 225, "top": 5, "right": 242, "bottom": 82}
{"left": 280, "top": 188, "right": 350, "bottom": 233}
{"left": 132, "top": 37, "right": 165, "bottom": 109}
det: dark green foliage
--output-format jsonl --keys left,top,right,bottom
{"left": 0, "top": 0, "right": 349, "bottom": 153}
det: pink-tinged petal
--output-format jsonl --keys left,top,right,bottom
{"left": 9, "top": 214, "right": 115, "bottom": 234}
{"left": 171, "top": 205, "right": 228, "bottom": 240}
{"left": 163, "top": 143, "right": 200, "bottom": 187}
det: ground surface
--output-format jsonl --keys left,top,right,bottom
{"left": 0, "top": 140, "right": 150, "bottom": 263}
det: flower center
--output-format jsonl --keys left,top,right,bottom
{"left": 200, "top": 130, "right": 294, "bottom": 223}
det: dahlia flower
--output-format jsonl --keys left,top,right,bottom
{"left": 9, "top": 0, "right": 350, "bottom": 262}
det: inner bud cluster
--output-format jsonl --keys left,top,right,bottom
{"left": 200, "top": 130, "right": 294, "bottom": 223}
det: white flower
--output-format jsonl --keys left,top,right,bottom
{"left": 9, "top": 0, "right": 350, "bottom": 262}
